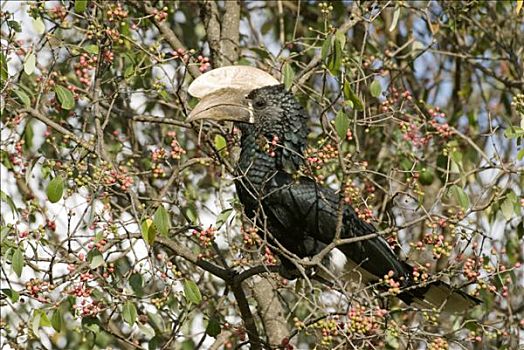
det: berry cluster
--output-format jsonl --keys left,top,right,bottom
{"left": 152, "top": 7, "right": 168, "bottom": 22}
{"left": 266, "top": 135, "right": 280, "bottom": 157}
{"left": 25, "top": 278, "right": 50, "bottom": 298}
{"left": 167, "top": 131, "right": 186, "bottom": 159}
{"left": 263, "top": 246, "right": 277, "bottom": 265}
{"left": 400, "top": 121, "right": 431, "bottom": 148}
{"left": 100, "top": 166, "right": 134, "bottom": 192}
{"left": 380, "top": 88, "right": 412, "bottom": 112}
{"left": 355, "top": 206, "right": 374, "bottom": 223}
{"left": 242, "top": 226, "right": 259, "bottom": 247}
{"left": 311, "top": 317, "right": 340, "bottom": 346}
{"left": 106, "top": 3, "right": 128, "bottom": 22}
{"left": 87, "top": 237, "right": 108, "bottom": 252}
{"left": 9, "top": 140, "right": 25, "bottom": 169}
{"left": 318, "top": 2, "right": 334, "bottom": 15}
{"left": 463, "top": 257, "right": 480, "bottom": 281}
{"left": 428, "top": 337, "right": 448, "bottom": 350}
{"left": 193, "top": 226, "right": 216, "bottom": 247}
{"left": 45, "top": 219, "right": 56, "bottom": 231}
{"left": 305, "top": 142, "right": 338, "bottom": 170}
{"left": 197, "top": 55, "right": 211, "bottom": 72}
{"left": 69, "top": 283, "right": 92, "bottom": 298}
{"left": 78, "top": 299, "right": 103, "bottom": 317}
{"left": 50, "top": 5, "right": 67, "bottom": 21}
{"left": 346, "top": 306, "right": 383, "bottom": 338}
{"left": 280, "top": 337, "right": 294, "bottom": 350}
{"left": 411, "top": 264, "right": 430, "bottom": 283}
{"left": 343, "top": 181, "right": 359, "bottom": 204}
{"left": 75, "top": 53, "right": 96, "bottom": 86}
{"left": 382, "top": 270, "right": 401, "bottom": 295}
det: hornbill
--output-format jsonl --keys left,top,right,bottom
{"left": 186, "top": 66, "right": 480, "bottom": 312}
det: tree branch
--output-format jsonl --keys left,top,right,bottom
{"left": 200, "top": 0, "right": 222, "bottom": 66}
{"left": 221, "top": 0, "right": 241, "bottom": 65}
{"left": 252, "top": 277, "right": 289, "bottom": 348}
{"left": 230, "top": 280, "right": 263, "bottom": 350}
{"left": 21, "top": 108, "right": 95, "bottom": 152}
{"left": 136, "top": 1, "right": 202, "bottom": 79}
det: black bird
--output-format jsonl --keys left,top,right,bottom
{"left": 187, "top": 66, "right": 480, "bottom": 312}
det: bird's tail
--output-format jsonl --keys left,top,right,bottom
{"left": 398, "top": 280, "right": 481, "bottom": 313}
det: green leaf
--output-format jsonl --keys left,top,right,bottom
{"left": 369, "top": 79, "right": 382, "bottom": 98}
{"left": 141, "top": 219, "right": 156, "bottom": 245}
{"left": 75, "top": 0, "right": 88, "bottom": 13}
{"left": 282, "top": 62, "right": 295, "bottom": 90}
{"left": 7, "top": 20, "right": 21, "bottom": 33}
{"left": 181, "top": 340, "right": 195, "bottom": 350}
{"left": 0, "top": 226, "right": 9, "bottom": 243}
{"left": 214, "top": 134, "right": 227, "bottom": 152}
{"left": 47, "top": 175, "right": 64, "bottom": 203}
{"left": 517, "top": 148, "right": 524, "bottom": 161}
{"left": 335, "top": 30, "right": 346, "bottom": 50}
{"left": 249, "top": 47, "right": 270, "bottom": 60}
{"left": 24, "top": 120, "right": 34, "bottom": 150}
{"left": 183, "top": 279, "right": 202, "bottom": 304}
{"left": 448, "top": 185, "right": 469, "bottom": 210}
{"left": 185, "top": 207, "right": 197, "bottom": 224}
{"left": 82, "top": 316, "right": 101, "bottom": 333}
{"left": 32, "top": 310, "right": 42, "bottom": 337}
{"left": 51, "top": 309, "right": 63, "bottom": 332}
{"left": 12, "top": 248, "right": 23, "bottom": 277}
{"left": 343, "top": 81, "right": 364, "bottom": 111}
{"left": 24, "top": 53, "right": 36, "bottom": 75}
{"left": 129, "top": 273, "right": 144, "bottom": 297}
{"left": 37, "top": 309, "right": 51, "bottom": 326}
{"left": 153, "top": 206, "right": 170, "bottom": 236}
{"left": 1, "top": 191, "right": 18, "bottom": 217}
{"left": 139, "top": 323, "right": 155, "bottom": 338}
{"left": 1, "top": 289, "right": 20, "bottom": 303}
{"left": 13, "top": 88, "right": 31, "bottom": 108}
{"left": 449, "top": 160, "right": 461, "bottom": 174}
{"left": 85, "top": 44, "right": 99, "bottom": 55}
{"left": 124, "top": 65, "right": 134, "bottom": 79}
{"left": 87, "top": 249, "right": 104, "bottom": 269}
{"left": 54, "top": 85, "right": 75, "bottom": 110}
{"left": 500, "top": 198, "right": 515, "bottom": 221}
{"left": 321, "top": 35, "right": 332, "bottom": 62}
{"left": 0, "top": 52, "right": 8, "bottom": 83}
{"left": 327, "top": 36, "right": 342, "bottom": 75}
{"left": 335, "top": 110, "right": 349, "bottom": 140}
{"left": 206, "top": 317, "right": 221, "bottom": 337}
{"left": 122, "top": 301, "right": 137, "bottom": 326}
{"left": 411, "top": 41, "right": 425, "bottom": 55}
{"left": 216, "top": 208, "right": 233, "bottom": 229}
{"left": 450, "top": 150, "right": 463, "bottom": 164}
{"left": 147, "top": 311, "right": 165, "bottom": 332}
{"left": 32, "top": 17, "right": 45, "bottom": 35}
{"left": 389, "top": 6, "right": 401, "bottom": 32}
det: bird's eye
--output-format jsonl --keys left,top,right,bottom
{"left": 253, "top": 99, "right": 267, "bottom": 109}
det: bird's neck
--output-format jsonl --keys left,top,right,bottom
{"left": 236, "top": 123, "right": 280, "bottom": 190}
{"left": 235, "top": 116, "right": 307, "bottom": 191}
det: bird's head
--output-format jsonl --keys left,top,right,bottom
{"left": 186, "top": 66, "right": 302, "bottom": 131}
{"left": 187, "top": 66, "right": 308, "bottom": 171}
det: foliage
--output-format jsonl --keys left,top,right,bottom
{"left": 1, "top": 1, "right": 523, "bottom": 349}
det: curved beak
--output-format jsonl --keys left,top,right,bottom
{"left": 187, "top": 88, "right": 254, "bottom": 123}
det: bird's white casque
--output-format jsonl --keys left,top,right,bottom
{"left": 188, "top": 65, "right": 280, "bottom": 98}
{"left": 186, "top": 66, "right": 280, "bottom": 123}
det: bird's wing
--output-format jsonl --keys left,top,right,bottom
{"left": 262, "top": 172, "right": 411, "bottom": 281}
{"left": 260, "top": 172, "right": 481, "bottom": 311}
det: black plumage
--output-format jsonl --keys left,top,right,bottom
{"left": 187, "top": 66, "right": 480, "bottom": 311}
{"left": 230, "top": 84, "right": 479, "bottom": 311}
